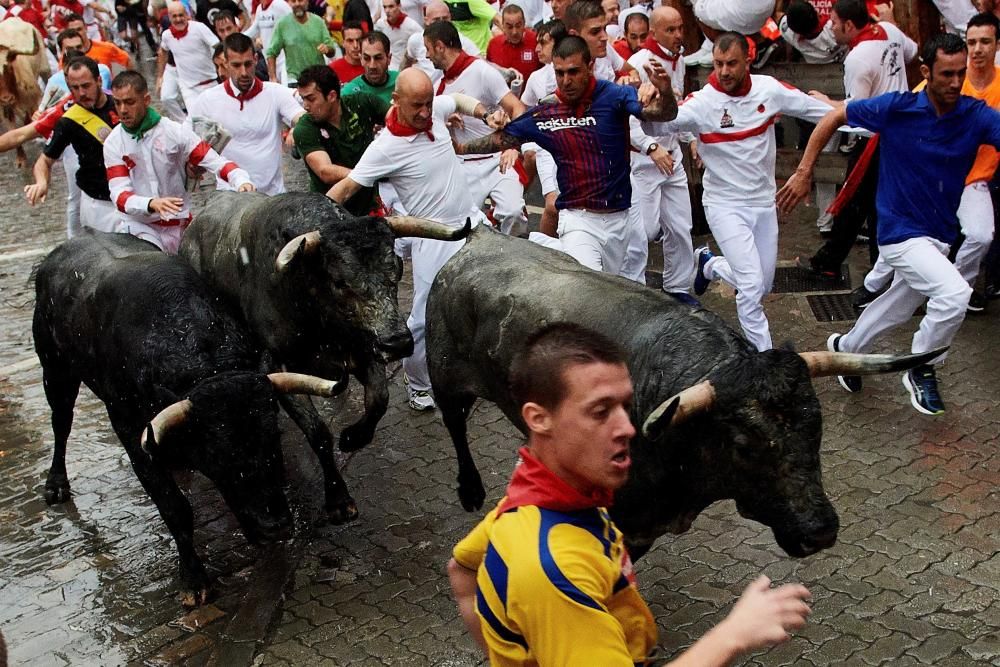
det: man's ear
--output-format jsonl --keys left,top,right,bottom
{"left": 919, "top": 63, "right": 930, "bottom": 82}
{"left": 521, "top": 401, "right": 553, "bottom": 436}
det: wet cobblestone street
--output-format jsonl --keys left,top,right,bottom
{"left": 0, "top": 131, "right": 998, "bottom": 666}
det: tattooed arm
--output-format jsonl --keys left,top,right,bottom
{"left": 454, "top": 131, "right": 523, "bottom": 156}
{"left": 637, "top": 60, "right": 678, "bottom": 122}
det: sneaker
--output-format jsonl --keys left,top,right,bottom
{"left": 666, "top": 291, "right": 701, "bottom": 307}
{"left": 796, "top": 256, "right": 841, "bottom": 281}
{"left": 827, "top": 333, "right": 862, "bottom": 393}
{"left": 851, "top": 285, "right": 881, "bottom": 310}
{"left": 752, "top": 42, "right": 780, "bottom": 69}
{"left": 403, "top": 373, "right": 436, "bottom": 411}
{"left": 967, "top": 291, "right": 986, "bottom": 313}
{"left": 902, "top": 365, "right": 945, "bottom": 415}
{"left": 684, "top": 39, "right": 714, "bottom": 67}
{"left": 693, "top": 246, "right": 714, "bottom": 296}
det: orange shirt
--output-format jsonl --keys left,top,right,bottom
{"left": 85, "top": 40, "right": 132, "bottom": 69}
{"left": 964, "top": 67, "right": 1000, "bottom": 184}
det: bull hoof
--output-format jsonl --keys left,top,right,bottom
{"left": 457, "top": 477, "right": 485, "bottom": 512}
{"left": 179, "top": 586, "right": 211, "bottom": 608}
{"left": 338, "top": 424, "right": 374, "bottom": 453}
{"left": 44, "top": 474, "right": 71, "bottom": 505}
{"left": 326, "top": 499, "right": 359, "bottom": 525}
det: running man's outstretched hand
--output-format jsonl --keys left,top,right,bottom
{"left": 722, "top": 576, "right": 812, "bottom": 650}
{"left": 776, "top": 168, "right": 812, "bottom": 216}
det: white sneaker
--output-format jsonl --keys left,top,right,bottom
{"left": 684, "top": 39, "right": 714, "bottom": 66}
{"left": 403, "top": 374, "right": 436, "bottom": 411}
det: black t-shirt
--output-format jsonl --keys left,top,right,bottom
{"left": 44, "top": 96, "right": 118, "bottom": 201}
{"left": 195, "top": 0, "right": 243, "bottom": 32}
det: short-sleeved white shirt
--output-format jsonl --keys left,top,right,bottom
{"left": 161, "top": 22, "right": 219, "bottom": 88}
{"left": 778, "top": 15, "right": 845, "bottom": 65}
{"left": 350, "top": 96, "right": 474, "bottom": 226}
{"left": 436, "top": 58, "right": 511, "bottom": 145}
{"left": 521, "top": 62, "right": 555, "bottom": 107}
{"left": 186, "top": 81, "right": 304, "bottom": 195}
{"left": 406, "top": 29, "right": 481, "bottom": 85}
{"left": 246, "top": 0, "right": 293, "bottom": 51}
{"left": 594, "top": 46, "right": 624, "bottom": 81}
{"left": 843, "top": 22, "right": 916, "bottom": 101}
{"left": 374, "top": 15, "right": 424, "bottom": 70}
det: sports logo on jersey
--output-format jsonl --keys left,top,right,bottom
{"left": 720, "top": 108, "right": 734, "bottom": 128}
{"left": 535, "top": 117, "right": 597, "bottom": 132}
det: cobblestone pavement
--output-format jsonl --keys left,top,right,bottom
{"left": 1, "top": 121, "right": 998, "bottom": 666}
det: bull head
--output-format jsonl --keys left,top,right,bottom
{"left": 275, "top": 231, "right": 322, "bottom": 272}
{"left": 385, "top": 216, "right": 472, "bottom": 241}
{"left": 140, "top": 372, "right": 343, "bottom": 452}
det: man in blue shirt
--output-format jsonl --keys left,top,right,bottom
{"left": 778, "top": 33, "right": 1000, "bottom": 415}
{"left": 454, "top": 35, "right": 677, "bottom": 276}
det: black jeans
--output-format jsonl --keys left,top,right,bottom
{"left": 810, "top": 137, "right": 880, "bottom": 272}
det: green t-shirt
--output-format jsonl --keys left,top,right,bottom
{"left": 446, "top": 0, "right": 496, "bottom": 52}
{"left": 266, "top": 14, "right": 337, "bottom": 82}
{"left": 341, "top": 70, "right": 399, "bottom": 108}
{"left": 293, "top": 92, "right": 390, "bottom": 215}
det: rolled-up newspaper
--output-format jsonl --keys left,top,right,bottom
{"left": 187, "top": 117, "right": 232, "bottom": 190}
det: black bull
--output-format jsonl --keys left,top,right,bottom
{"left": 426, "top": 227, "right": 942, "bottom": 559}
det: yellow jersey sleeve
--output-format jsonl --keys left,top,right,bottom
{"left": 452, "top": 499, "right": 503, "bottom": 571}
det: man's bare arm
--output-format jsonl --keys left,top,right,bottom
{"left": 447, "top": 558, "right": 486, "bottom": 653}
{"left": 305, "top": 151, "right": 352, "bottom": 185}
{"left": 776, "top": 105, "right": 849, "bottom": 215}
{"left": 0, "top": 123, "right": 40, "bottom": 153}
{"left": 455, "top": 130, "right": 522, "bottom": 156}
{"left": 327, "top": 175, "right": 363, "bottom": 203}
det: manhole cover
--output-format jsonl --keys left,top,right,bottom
{"left": 772, "top": 265, "right": 851, "bottom": 293}
{"left": 807, "top": 293, "right": 857, "bottom": 322}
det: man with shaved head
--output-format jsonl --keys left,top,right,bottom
{"left": 156, "top": 2, "right": 220, "bottom": 109}
{"left": 327, "top": 68, "right": 505, "bottom": 411}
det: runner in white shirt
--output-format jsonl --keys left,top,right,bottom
{"left": 375, "top": 0, "right": 423, "bottom": 69}
{"left": 693, "top": 0, "right": 774, "bottom": 36}
{"left": 425, "top": 20, "right": 528, "bottom": 235}
{"left": 157, "top": 2, "right": 220, "bottom": 109}
{"left": 244, "top": 0, "right": 292, "bottom": 84}
{"left": 404, "top": 0, "right": 480, "bottom": 86}
{"left": 622, "top": 5, "right": 696, "bottom": 300}
{"left": 563, "top": 1, "right": 637, "bottom": 82}
{"left": 104, "top": 71, "right": 254, "bottom": 254}
{"left": 186, "top": 33, "right": 305, "bottom": 195}
{"left": 328, "top": 69, "right": 502, "bottom": 410}
{"left": 645, "top": 33, "right": 832, "bottom": 351}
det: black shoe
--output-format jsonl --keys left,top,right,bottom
{"left": 902, "top": 365, "right": 945, "bottom": 415}
{"left": 666, "top": 291, "right": 701, "bottom": 307}
{"left": 827, "top": 333, "right": 862, "bottom": 392}
{"left": 986, "top": 283, "right": 1000, "bottom": 300}
{"left": 851, "top": 284, "right": 882, "bottom": 310}
{"left": 967, "top": 291, "right": 986, "bottom": 313}
{"left": 290, "top": 146, "right": 301, "bottom": 160}
{"left": 796, "top": 256, "right": 841, "bottom": 281}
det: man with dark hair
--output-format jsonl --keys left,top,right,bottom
{"left": 104, "top": 70, "right": 254, "bottom": 253}
{"left": 487, "top": 4, "right": 540, "bottom": 83}
{"left": 342, "top": 31, "right": 399, "bottom": 104}
{"left": 25, "top": 57, "right": 121, "bottom": 233}
{"left": 448, "top": 322, "right": 813, "bottom": 664}
{"left": 293, "top": 64, "right": 389, "bottom": 212}
{"left": 613, "top": 11, "right": 648, "bottom": 60}
{"left": 563, "top": 0, "right": 635, "bottom": 81}
{"left": 405, "top": 1, "right": 481, "bottom": 85}
{"left": 65, "top": 13, "right": 134, "bottom": 69}
{"left": 214, "top": 10, "right": 270, "bottom": 81}
{"left": 375, "top": 0, "right": 422, "bottom": 69}
{"left": 640, "top": 32, "right": 832, "bottom": 350}
{"left": 330, "top": 20, "right": 367, "bottom": 83}
{"left": 455, "top": 35, "right": 677, "bottom": 275}
{"left": 266, "top": 0, "right": 338, "bottom": 85}
{"left": 187, "top": 32, "right": 304, "bottom": 194}
{"left": 194, "top": 0, "right": 247, "bottom": 33}
{"left": 779, "top": 0, "right": 846, "bottom": 64}
{"left": 779, "top": 33, "right": 1000, "bottom": 415}
{"left": 799, "top": 0, "right": 917, "bottom": 279}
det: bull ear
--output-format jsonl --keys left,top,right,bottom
{"left": 275, "top": 231, "right": 322, "bottom": 272}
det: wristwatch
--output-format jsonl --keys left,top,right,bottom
{"left": 645, "top": 142, "right": 659, "bottom": 155}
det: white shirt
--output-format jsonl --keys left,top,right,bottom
{"left": 245, "top": 0, "right": 293, "bottom": 51}
{"left": 350, "top": 96, "right": 474, "bottom": 226}
{"left": 594, "top": 46, "right": 624, "bottom": 81}
{"left": 628, "top": 45, "right": 688, "bottom": 153}
{"left": 186, "top": 81, "right": 304, "bottom": 195}
{"left": 436, "top": 58, "right": 511, "bottom": 147}
{"left": 778, "top": 15, "right": 845, "bottom": 65}
{"left": 648, "top": 75, "right": 832, "bottom": 208}
{"left": 843, "top": 21, "right": 916, "bottom": 101}
{"left": 374, "top": 15, "right": 423, "bottom": 70}
{"left": 505, "top": 0, "right": 546, "bottom": 27}
{"left": 401, "top": 0, "right": 429, "bottom": 26}
{"left": 104, "top": 116, "right": 251, "bottom": 225}
{"left": 521, "top": 62, "right": 555, "bottom": 106}
{"left": 161, "top": 22, "right": 220, "bottom": 89}
{"left": 406, "top": 29, "right": 481, "bottom": 85}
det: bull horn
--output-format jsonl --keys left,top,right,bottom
{"left": 385, "top": 216, "right": 472, "bottom": 241}
{"left": 268, "top": 372, "right": 344, "bottom": 397}
{"left": 799, "top": 346, "right": 948, "bottom": 378}
{"left": 141, "top": 399, "right": 193, "bottom": 453}
{"left": 275, "top": 231, "right": 321, "bottom": 272}
{"left": 641, "top": 380, "right": 716, "bottom": 438}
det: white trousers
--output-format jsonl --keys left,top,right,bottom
{"left": 80, "top": 194, "right": 119, "bottom": 233}
{"left": 114, "top": 219, "right": 186, "bottom": 254}
{"left": 703, "top": 204, "right": 778, "bottom": 351}
{"left": 63, "top": 147, "right": 82, "bottom": 238}
{"left": 160, "top": 65, "right": 186, "bottom": 122}
{"left": 557, "top": 208, "right": 629, "bottom": 274}
{"left": 624, "top": 149, "right": 695, "bottom": 291}
{"left": 842, "top": 236, "right": 971, "bottom": 363}
{"left": 864, "top": 181, "right": 994, "bottom": 291}
{"left": 402, "top": 234, "right": 470, "bottom": 391}
{"left": 694, "top": 0, "right": 774, "bottom": 33}
{"left": 179, "top": 80, "right": 214, "bottom": 112}
{"left": 461, "top": 155, "right": 526, "bottom": 236}
{"left": 532, "top": 145, "right": 559, "bottom": 196}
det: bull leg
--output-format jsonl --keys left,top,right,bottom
{"left": 40, "top": 365, "right": 80, "bottom": 504}
{"left": 15, "top": 145, "right": 26, "bottom": 169}
{"left": 338, "top": 360, "right": 388, "bottom": 453}
{"left": 438, "top": 393, "right": 485, "bottom": 511}
{"left": 277, "top": 393, "right": 358, "bottom": 524}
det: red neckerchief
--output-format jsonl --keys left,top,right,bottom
{"left": 259, "top": 0, "right": 273, "bottom": 11}
{"left": 556, "top": 75, "right": 597, "bottom": 117}
{"left": 643, "top": 36, "right": 679, "bottom": 64}
{"left": 708, "top": 70, "right": 752, "bottom": 97}
{"left": 848, "top": 22, "right": 887, "bottom": 49}
{"left": 385, "top": 106, "right": 434, "bottom": 140}
{"left": 497, "top": 447, "right": 615, "bottom": 515}
{"left": 386, "top": 11, "right": 407, "bottom": 28}
{"left": 223, "top": 77, "right": 264, "bottom": 110}
{"left": 169, "top": 24, "right": 188, "bottom": 39}
{"left": 436, "top": 51, "right": 477, "bottom": 94}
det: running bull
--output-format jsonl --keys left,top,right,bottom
{"left": 34, "top": 233, "right": 341, "bottom": 606}
{"left": 426, "top": 227, "right": 943, "bottom": 559}
{"left": 179, "top": 191, "right": 470, "bottom": 522}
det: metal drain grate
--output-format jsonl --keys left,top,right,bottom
{"left": 772, "top": 265, "right": 851, "bottom": 293}
{"left": 807, "top": 293, "right": 857, "bottom": 322}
